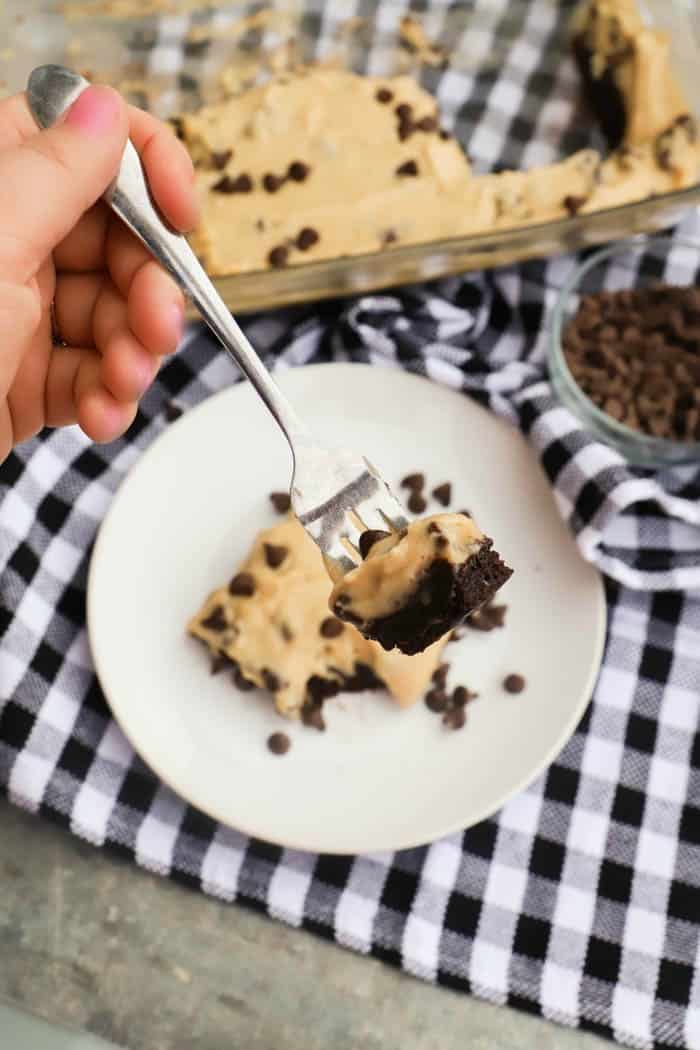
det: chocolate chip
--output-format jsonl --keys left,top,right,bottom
{"left": 395, "top": 103, "right": 413, "bottom": 120}
{"left": 263, "top": 172, "right": 283, "bottom": 193}
{"left": 262, "top": 669, "right": 282, "bottom": 692}
{"left": 432, "top": 482, "right": 452, "bottom": 506}
{"left": 229, "top": 572, "right": 255, "bottom": 597}
{"left": 432, "top": 664, "right": 449, "bottom": 689}
{"left": 449, "top": 628, "right": 464, "bottom": 642}
{"left": 439, "top": 129, "right": 451, "bottom": 140}
{"left": 202, "top": 605, "right": 227, "bottom": 632}
{"left": 267, "top": 732, "right": 291, "bottom": 755}
{"left": 296, "top": 227, "right": 319, "bottom": 251}
{"left": 425, "top": 688, "right": 448, "bottom": 713}
{"left": 435, "top": 535, "right": 449, "bottom": 550}
{"left": 234, "top": 667, "right": 255, "bottom": 691}
{"left": 212, "top": 173, "right": 253, "bottom": 193}
{"left": 359, "top": 529, "right": 390, "bottom": 559}
{"left": 408, "top": 491, "right": 427, "bottom": 514}
{"left": 401, "top": 472, "right": 425, "bottom": 491}
{"left": 564, "top": 194, "right": 586, "bottom": 215}
{"left": 164, "top": 400, "right": 183, "bottom": 422}
{"left": 381, "top": 229, "right": 398, "bottom": 246}
{"left": 211, "top": 149, "right": 233, "bottom": 170}
{"left": 458, "top": 509, "right": 472, "bottom": 519}
{"left": 302, "top": 704, "right": 326, "bottom": 731}
{"left": 270, "top": 491, "right": 291, "bottom": 514}
{"left": 417, "top": 115, "right": 438, "bottom": 132}
{"left": 376, "top": 87, "right": 393, "bottom": 103}
{"left": 452, "top": 685, "right": 476, "bottom": 707}
{"left": 467, "top": 601, "right": 507, "bottom": 631}
{"left": 443, "top": 706, "right": 466, "bottom": 730}
{"left": 504, "top": 673, "right": 526, "bottom": 694}
{"left": 287, "top": 160, "right": 310, "bottom": 182}
{"left": 397, "top": 122, "right": 414, "bottom": 142}
{"left": 255, "top": 218, "right": 266, "bottom": 232}
{"left": 268, "top": 245, "right": 289, "bottom": 268}
{"left": 210, "top": 651, "right": 231, "bottom": 674}
{"left": 320, "top": 617, "right": 344, "bottom": 639}
{"left": 264, "top": 543, "right": 288, "bottom": 569}
{"left": 396, "top": 159, "right": 419, "bottom": 177}
{"left": 280, "top": 622, "right": 294, "bottom": 642}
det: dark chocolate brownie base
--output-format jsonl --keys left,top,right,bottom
{"left": 344, "top": 539, "right": 512, "bottom": 656}
{"left": 571, "top": 34, "right": 627, "bottom": 149}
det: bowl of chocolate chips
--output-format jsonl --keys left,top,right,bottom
{"left": 549, "top": 235, "right": 700, "bottom": 468}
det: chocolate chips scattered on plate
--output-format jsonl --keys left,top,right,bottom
{"left": 267, "top": 732, "right": 291, "bottom": 755}
{"left": 401, "top": 472, "right": 425, "bottom": 491}
{"left": 270, "top": 491, "right": 291, "bottom": 514}
{"left": 504, "top": 673, "right": 526, "bottom": 694}
{"left": 432, "top": 482, "right": 452, "bottom": 506}
{"left": 408, "top": 491, "right": 427, "bottom": 514}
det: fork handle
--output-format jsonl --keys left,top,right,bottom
{"left": 26, "top": 65, "right": 309, "bottom": 455}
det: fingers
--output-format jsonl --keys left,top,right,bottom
{"left": 0, "top": 86, "right": 129, "bottom": 283}
{"left": 44, "top": 344, "right": 139, "bottom": 442}
{"left": 106, "top": 219, "right": 184, "bottom": 349}
{"left": 128, "top": 106, "right": 199, "bottom": 232}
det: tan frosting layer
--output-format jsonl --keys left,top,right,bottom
{"left": 188, "top": 516, "right": 447, "bottom": 718}
{"left": 570, "top": 0, "right": 689, "bottom": 145}
{"left": 330, "top": 514, "right": 485, "bottom": 623}
{"left": 182, "top": 58, "right": 699, "bottom": 277}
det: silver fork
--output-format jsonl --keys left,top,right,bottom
{"left": 27, "top": 65, "right": 408, "bottom": 576}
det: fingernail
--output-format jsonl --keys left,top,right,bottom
{"left": 170, "top": 301, "right": 185, "bottom": 346}
{"left": 66, "top": 85, "right": 120, "bottom": 135}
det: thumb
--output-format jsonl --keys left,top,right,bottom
{"left": 0, "top": 85, "right": 129, "bottom": 283}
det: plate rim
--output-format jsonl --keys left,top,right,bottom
{"left": 87, "top": 362, "right": 607, "bottom": 854}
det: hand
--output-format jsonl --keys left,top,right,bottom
{"left": 0, "top": 84, "right": 199, "bottom": 463}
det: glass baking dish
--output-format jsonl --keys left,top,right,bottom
{"left": 2, "top": 0, "right": 700, "bottom": 314}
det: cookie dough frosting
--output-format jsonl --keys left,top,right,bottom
{"left": 188, "top": 516, "right": 448, "bottom": 720}
{"left": 179, "top": 0, "right": 700, "bottom": 278}
{"left": 330, "top": 514, "right": 512, "bottom": 656}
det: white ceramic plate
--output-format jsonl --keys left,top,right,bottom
{"left": 88, "top": 363, "right": 606, "bottom": 854}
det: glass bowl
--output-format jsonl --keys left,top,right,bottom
{"left": 548, "top": 235, "right": 700, "bottom": 469}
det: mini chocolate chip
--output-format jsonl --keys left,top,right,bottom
{"left": 262, "top": 669, "right": 282, "bottom": 692}
{"left": 504, "top": 673, "right": 526, "bottom": 694}
{"left": 397, "top": 122, "right": 414, "bottom": 142}
{"left": 359, "top": 529, "right": 390, "bottom": 559}
{"left": 264, "top": 543, "right": 288, "bottom": 569}
{"left": 234, "top": 667, "right": 255, "bottom": 691}
{"left": 320, "top": 617, "right": 344, "bottom": 638}
{"left": 229, "top": 572, "right": 255, "bottom": 597}
{"left": 212, "top": 173, "right": 253, "bottom": 193}
{"left": 449, "top": 628, "right": 464, "bottom": 642}
{"left": 296, "top": 226, "right": 320, "bottom": 251}
{"left": 426, "top": 688, "right": 448, "bottom": 713}
{"left": 202, "top": 605, "right": 227, "bottom": 631}
{"left": 210, "top": 651, "right": 231, "bottom": 674}
{"left": 287, "top": 160, "right": 310, "bottom": 182}
{"left": 263, "top": 172, "right": 283, "bottom": 193}
{"left": 656, "top": 145, "right": 672, "bottom": 171}
{"left": 164, "top": 400, "right": 183, "bottom": 422}
{"left": 443, "top": 706, "right": 466, "bottom": 730}
{"left": 564, "top": 194, "right": 586, "bottom": 215}
{"left": 395, "top": 103, "right": 413, "bottom": 120}
{"left": 458, "top": 509, "right": 472, "bottom": 519}
{"left": 211, "top": 149, "right": 232, "bottom": 170}
{"left": 439, "top": 129, "right": 451, "bottom": 140}
{"left": 408, "top": 491, "right": 427, "bottom": 514}
{"left": 376, "top": 87, "right": 393, "bottom": 103}
{"left": 401, "top": 472, "right": 425, "bottom": 491}
{"left": 432, "top": 482, "right": 452, "bottom": 506}
{"left": 417, "top": 115, "right": 438, "bottom": 132}
{"left": 302, "top": 704, "right": 326, "bottom": 731}
{"left": 427, "top": 521, "right": 441, "bottom": 534}
{"left": 435, "top": 534, "right": 449, "bottom": 550}
{"left": 280, "top": 622, "right": 294, "bottom": 642}
{"left": 267, "top": 732, "right": 291, "bottom": 755}
{"left": 452, "top": 685, "right": 476, "bottom": 707}
{"left": 432, "top": 664, "right": 449, "bottom": 689}
{"left": 468, "top": 602, "right": 507, "bottom": 631}
{"left": 382, "top": 229, "right": 398, "bottom": 246}
{"left": 270, "top": 491, "right": 291, "bottom": 513}
{"left": 268, "top": 245, "right": 289, "bottom": 268}
{"left": 396, "top": 159, "right": 419, "bottom": 177}
{"left": 255, "top": 218, "right": 266, "bottom": 232}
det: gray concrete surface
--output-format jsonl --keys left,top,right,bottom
{"left": 0, "top": 800, "right": 611, "bottom": 1050}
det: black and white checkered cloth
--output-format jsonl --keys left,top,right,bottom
{"left": 2, "top": 0, "right": 700, "bottom": 1046}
